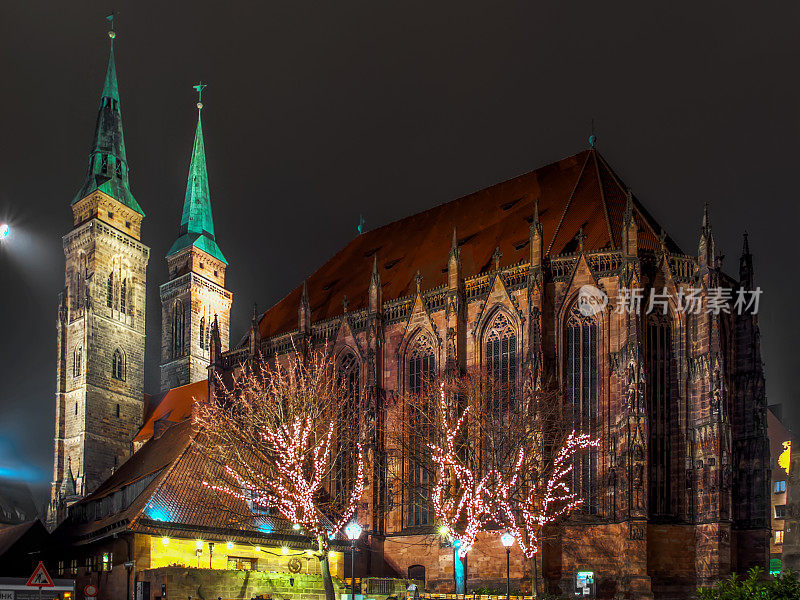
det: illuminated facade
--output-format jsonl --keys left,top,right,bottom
{"left": 208, "top": 149, "right": 770, "bottom": 598}
{"left": 48, "top": 36, "right": 150, "bottom": 529}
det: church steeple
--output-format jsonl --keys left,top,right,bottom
{"left": 73, "top": 33, "right": 142, "bottom": 215}
{"left": 160, "top": 86, "right": 232, "bottom": 393}
{"left": 166, "top": 87, "right": 227, "bottom": 264}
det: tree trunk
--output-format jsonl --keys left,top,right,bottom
{"left": 318, "top": 535, "right": 336, "bottom": 600}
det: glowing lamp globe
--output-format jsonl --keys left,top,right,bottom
{"left": 196, "top": 540, "right": 203, "bottom": 550}
{"left": 0, "top": 223, "right": 9, "bottom": 240}
{"left": 161, "top": 537, "right": 169, "bottom": 546}
{"left": 438, "top": 525, "right": 450, "bottom": 537}
{"left": 226, "top": 541, "right": 233, "bottom": 550}
{"left": 501, "top": 532, "right": 515, "bottom": 548}
{"left": 281, "top": 546, "right": 289, "bottom": 555}
{"left": 345, "top": 521, "right": 362, "bottom": 541}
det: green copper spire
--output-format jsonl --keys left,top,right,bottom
{"left": 166, "top": 86, "right": 227, "bottom": 264}
{"left": 73, "top": 31, "right": 143, "bottom": 215}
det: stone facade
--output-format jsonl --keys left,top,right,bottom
{"left": 49, "top": 191, "right": 149, "bottom": 528}
{"left": 212, "top": 192, "right": 769, "bottom": 598}
{"left": 160, "top": 246, "right": 231, "bottom": 392}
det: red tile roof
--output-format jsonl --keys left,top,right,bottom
{"left": 255, "top": 148, "right": 679, "bottom": 339}
{"left": 134, "top": 380, "right": 207, "bottom": 442}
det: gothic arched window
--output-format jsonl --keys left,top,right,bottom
{"left": 107, "top": 271, "right": 114, "bottom": 309}
{"left": 73, "top": 346, "right": 82, "bottom": 377}
{"left": 485, "top": 311, "right": 517, "bottom": 413}
{"left": 335, "top": 352, "right": 360, "bottom": 502}
{"left": 199, "top": 316, "right": 206, "bottom": 351}
{"left": 407, "top": 333, "right": 436, "bottom": 528}
{"left": 120, "top": 279, "right": 127, "bottom": 314}
{"left": 564, "top": 304, "right": 598, "bottom": 514}
{"left": 112, "top": 348, "right": 125, "bottom": 381}
{"left": 171, "top": 300, "right": 185, "bottom": 359}
{"left": 646, "top": 314, "right": 676, "bottom": 516}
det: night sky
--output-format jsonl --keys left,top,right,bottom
{"left": 1, "top": 1, "right": 798, "bottom": 503}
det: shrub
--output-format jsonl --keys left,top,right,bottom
{"left": 697, "top": 567, "right": 800, "bottom": 600}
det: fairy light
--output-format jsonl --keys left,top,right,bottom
{"left": 428, "top": 382, "right": 598, "bottom": 558}
{"left": 200, "top": 353, "right": 366, "bottom": 550}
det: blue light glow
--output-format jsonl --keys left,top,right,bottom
{"left": 146, "top": 504, "right": 171, "bottom": 522}
{"left": 256, "top": 523, "right": 273, "bottom": 534}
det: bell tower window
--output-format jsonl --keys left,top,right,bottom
{"left": 171, "top": 300, "right": 185, "bottom": 359}
{"left": 112, "top": 349, "right": 125, "bottom": 381}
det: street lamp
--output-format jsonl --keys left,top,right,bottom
{"left": 501, "top": 533, "right": 514, "bottom": 600}
{"left": 0, "top": 223, "right": 9, "bottom": 241}
{"left": 345, "top": 521, "right": 362, "bottom": 600}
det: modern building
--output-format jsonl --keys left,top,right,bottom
{"left": 767, "top": 407, "right": 799, "bottom": 575}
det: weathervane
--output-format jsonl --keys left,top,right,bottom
{"left": 357, "top": 214, "right": 365, "bottom": 235}
{"left": 193, "top": 82, "right": 207, "bottom": 111}
{"left": 106, "top": 12, "right": 116, "bottom": 40}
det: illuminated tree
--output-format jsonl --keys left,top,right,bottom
{"left": 391, "top": 367, "right": 597, "bottom": 572}
{"left": 196, "top": 348, "right": 364, "bottom": 600}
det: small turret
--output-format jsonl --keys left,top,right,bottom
{"left": 739, "top": 232, "right": 754, "bottom": 289}
{"left": 299, "top": 280, "right": 311, "bottom": 333}
{"left": 448, "top": 226, "right": 461, "bottom": 290}
{"left": 249, "top": 303, "right": 261, "bottom": 355}
{"left": 699, "top": 203, "right": 715, "bottom": 268}
{"left": 530, "top": 201, "right": 543, "bottom": 268}
{"left": 622, "top": 189, "right": 637, "bottom": 257}
{"left": 369, "top": 256, "right": 382, "bottom": 313}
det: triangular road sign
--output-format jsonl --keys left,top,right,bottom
{"left": 26, "top": 561, "right": 54, "bottom": 587}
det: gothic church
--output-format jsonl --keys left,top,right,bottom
{"left": 48, "top": 35, "right": 770, "bottom": 600}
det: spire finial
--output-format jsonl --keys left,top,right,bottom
{"left": 415, "top": 270, "right": 423, "bottom": 294}
{"left": 742, "top": 230, "right": 750, "bottom": 255}
{"left": 451, "top": 226, "right": 458, "bottom": 252}
{"left": 106, "top": 12, "right": 115, "bottom": 40}
{"left": 702, "top": 202, "right": 710, "bottom": 229}
{"left": 342, "top": 295, "right": 349, "bottom": 313}
{"left": 372, "top": 254, "right": 379, "bottom": 278}
{"left": 589, "top": 118, "right": 596, "bottom": 148}
{"left": 252, "top": 302, "right": 258, "bottom": 321}
{"left": 193, "top": 82, "right": 207, "bottom": 111}
{"left": 357, "top": 215, "right": 365, "bottom": 235}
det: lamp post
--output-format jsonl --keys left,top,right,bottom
{"left": 345, "top": 521, "right": 362, "bottom": 600}
{"left": 500, "top": 533, "right": 514, "bottom": 600}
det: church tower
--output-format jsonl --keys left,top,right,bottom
{"left": 160, "top": 90, "right": 231, "bottom": 392}
{"left": 49, "top": 31, "right": 149, "bottom": 528}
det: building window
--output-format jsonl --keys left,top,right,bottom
{"left": 775, "top": 481, "right": 786, "bottom": 493}
{"left": 227, "top": 557, "right": 255, "bottom": 570}
{"left": 120, "top": 278, "right": 127, "bottom": 314}
{"left": 70, "top": 559, "right": 77, "bottom": 575}
{"left": 407, "top": 333, "right": 436, "bottom": 527}
{"left": 107, "top": 272, "right": 114, "bottom": 308}
{"left": 335, "top": 352, "right": 360, "bottom": 502}
{"left": 100, "top": 155, "right": 108, "bottom": 173}
{"left": 75, "top": 402, "right": 78, "bottom": 416}
{"left": 776, "top": 530, "right": 785, "bottom": 544}
{"left": 775, "top": 504, "right": 787, "bottom": 519}
{"left": 646, "top": 314, "right": 676, "bottom": 517}
{"left": 564, "top": 304, "right": 598, "bottom": 514}
{"left": 102, "top": 552, "right": 112, "bottom": 571}
{"left": 57, "top": 560, "right": 64, "bottom": 576}
{"left": 172, "top": 300, "right": 185, "bottom": 359}
{"left": 199, "top": 316, "right": 206, "bottom": 350}
{"left": 112, "top": 349, "right": 125, "bottom": 381}
{"left": 485, "top": 311, "right": 516, "bottom": 414}
{"left": 115, "top": 403, "right": 120, "bottom": 418}
{"left": 73, "top": 346, "right": 82, "bottom": 377}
